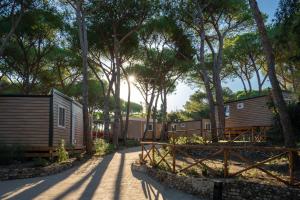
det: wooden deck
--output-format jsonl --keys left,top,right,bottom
{"left": 22, "top": 146, "right": 85, "bottom": 157}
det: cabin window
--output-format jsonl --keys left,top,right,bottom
{"left": 225, "top": 105, "right": 230, "bottom": 118}
{"left": 237, "top": 103, "right": 244, "bottom": 109}
{"left": 180, "top": 123, "right": 186, "bottom": 128}
{"left": 148, "top": 124, "right": 153, "bottom": 131}
{"left": 171, "top": 124, "right": 177, "bottom": 131}
{"left": 58, "top": 106, "right": 66, "bottom": 128}
{"left": 205, "top": 123, "right": 211, "bottom": 130}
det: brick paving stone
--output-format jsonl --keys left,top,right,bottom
{"left": 0, "top": 146, "right": 199, "bottom": 200}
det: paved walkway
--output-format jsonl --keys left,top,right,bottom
{"left": 0, "top": 146, "right": 198, "bottom": 200}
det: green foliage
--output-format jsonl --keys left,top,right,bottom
{"left": 68, "top": 79, "right": 106, "bottom": 110}
{"left": 167, "top": 111, "right": 188, "bottom": 122}
{"left": 155, "top": 160, "right": 170, "bottom": 172}
{"left": 153, "top": 148, "right": 172, "bottom": 172}
{"left": 272, "top": 0, "right": 300, "bottom": 93}
{"left": 0, "top": 2, "right": 65, "bottom": 94}
{"left": 33, "top": 157, "right": 49, "bottom": 167}
{"left": 169, "top": 134, "right": 205, "bottom": 145}
{"left": 0, "top": 145, "right": 24, "bottom": 165}
{"left": 177, "top": 88, "right": 236, "bottom": 121}
{"left": 94, "top": 139, "right": 114, "bottom": 156}
{"left": 122, "top": 101, "right": 143, "bottom": 114}
{"left": 234, "top": 90, "right": 269, "bottom": 100}
{"left": 182, "top": 90, "right": 210, "bottom": 120}
{"left": 57, "top": 139, "right": 69, "bottom": 163}
{"left": 268, "top": 102, "right": 300, "bottom": 145}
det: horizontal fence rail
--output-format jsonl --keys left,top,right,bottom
{"left": 167, "top": 126, "right": 271, "bottom": 143}
{"left": 140, "top": 142, "right": 300, "bottom": 186}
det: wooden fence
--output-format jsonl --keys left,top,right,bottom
{"left": 140, "top": 141, "right": 300, "bottom": 186}
{"left": 168, "top": 126, "right": 271, "bottom": 143}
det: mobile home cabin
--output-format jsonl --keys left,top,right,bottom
{"left": 224, "top": 95, "right": 273, "bottom": 128}
{"left": 218, "top": 95, "right": 273, "bottom": 140}
{"left": 0, "top": 89, "right": 84, "bottom": 154}
{"left": 169, "top": 119, "right": 211, "bottom": 140}
{"left": 93, "top": 117, "right": 162, "bottom": 141}
{"left": 126, "top": 117, "right": 161, "bottom": 140}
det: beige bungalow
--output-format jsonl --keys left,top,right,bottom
{"left": 126, "top": 117, "right": 162, "bottom": 140}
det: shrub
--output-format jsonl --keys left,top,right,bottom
{"left": 94, "top": 138, "right": 114, "bottom": 156}
{"left": 33, "top": 157, "right": 49, "bottom": 167}
{"left": 190, "top": 134, "right": 205, "bottom": 144}
{"left": 169, "top": 134, "right": 205, "bottom": 145}
{"left": 57, "top": 139, "right": 69, "bottom": 163}
{"left": 0, "top": 144, "right": 24, "bottom": 165}
{"left": 74, "top": 153, "right": 84, "bottom": 161}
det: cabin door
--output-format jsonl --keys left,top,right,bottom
{"left": 71, "top": 112, "right": 76, "bottom": 145}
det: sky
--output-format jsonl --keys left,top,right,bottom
{"left": 120, "top": 0, "right": 281, "bottom": 112}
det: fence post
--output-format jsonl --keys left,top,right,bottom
{"left": 288, "top": 150, "right": 295, "bottom": 185}
{"left": 141, "top": 143, "right": 144, "bottom": 163}
{"left": 224, "top": 148, "right": 229, "bottom": 177}
{"left": 152, "top": 143, "right": 155, "bottom": 166}
{"left": 172, "top": 144, "right": 176, "bottom": 173}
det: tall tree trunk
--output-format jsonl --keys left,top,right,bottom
{"left": 249, "top": 0, "right": 295, "bottom": 147}
{"left": 246, "top": 75, "right": 252, "bottom": 92}
{"left": 237, "top": 74, "right": 248, "bottom": 93}
{"left": 152, "top": 91, "right": 160, "bottom": 141}
{"left": 201, "top": 71, "right": 218, "bottom": 142}
{"left": 103, "top": 78, "right": 114, "bottom": 140}
{"left": 214, "top": 37, "right": 225, "bottom": 138}
{"left": 143, "top": 87, "right": 155, "bottom": 140}
{"left": 206, "top": 37, "right": 225, "bottom": 139}
{"left": 249, "top": 54, "right": 264, "bottom": 94}
{"left": 197, "top": 20, "right": 218, "bottom": 142}
{"left": 103, "top": 69, "right": 115, "bottom": 140}
{"left": 75, "top": 1, "right": 92, "bottom": 153}
{"left": 113, "top": 29, "right": 121, "bottom": 148}
{"left": 103, "top": 97, "right": 111, "bottom": 139}
{"left": 121, "top": 66, "right": 130, "bottom": 144}
{"left": 160, "top": 88, "right": 168, "bottom": 140}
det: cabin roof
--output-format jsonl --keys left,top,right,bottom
{"left": 170, "top": 119, "right": 210, "bottom": 124}
{"left": 224, "top": 95, "right": 269, "bottom": 104}
{"left": 0, "top": 89, "right": 82, "bottom": 107}
{"left": 0, "top": 94, "right": 50, "bottom": 97}
{"left": 51, "top": 89, "right": 82, "bottom": 108}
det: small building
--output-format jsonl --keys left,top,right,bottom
{"left": 223, "top": 95, "right": 273, "bottom": 128}
{"left": 169, "top": 119, "right": 211, "bottom": 139}
{"left": 217, "top": 95, "right": 276, "bottom": 140}
{"left": 126, "top": 117, "right": 161, "bottom": 140}
{"left": 93, "top": 117, "right": 162, "bottom": 140}
{"left": 0, "top": 89, "right": 84, "bottom": 153}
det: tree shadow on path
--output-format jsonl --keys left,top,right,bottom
{"left": 131, "top": 168, "right": 199, "bottom": 200}
{"left": 0, "top": 154, "right": 114, "bottom": 200}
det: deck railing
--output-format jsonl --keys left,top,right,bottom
{"left": 140, "top": 141, "right": 300, "bottom": 186}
